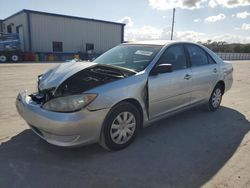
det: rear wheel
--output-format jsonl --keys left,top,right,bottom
{"left": 208, "top": 84, "right": 223, "bottom": 111}
{"left": 100, "top": 102, "right": 140, "bottom": 151}
{"left": 11, "top": 54, "right": 19, "bottom": 62}
{"left": 0, "top": 55, "right": 7, "bottom": 63}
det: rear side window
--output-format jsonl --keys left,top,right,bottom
{"left": 186, "top": 44, "right": 208, "bottom": 67}
{"left": 158, "top": 44, "right": 187, "bottom": 71}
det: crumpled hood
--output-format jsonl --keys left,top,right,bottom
{"left": 38, "top": 61, "right": 97, "bottom": 91}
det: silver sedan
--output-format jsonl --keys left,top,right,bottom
{"left": 16, "top": 41, "right": 233, "bottom": 150}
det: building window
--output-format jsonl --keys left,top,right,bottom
{"left": 7, "top": 25, "right": 12, "bottom": 33}
{"left": 86, "top": 43, "right": 94, "bottom": 53}
{"left": 52, "top": 41, "right": 63, "bottom": 52}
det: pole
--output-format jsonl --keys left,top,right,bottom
{"left": 170, "top": 8, "right": 175, "bottom": 40}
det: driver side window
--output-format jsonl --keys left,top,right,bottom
{"left": 158, "top": 44, "right": 187, "bottom": 71}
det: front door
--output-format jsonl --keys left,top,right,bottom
{"left": 148, "top": 44, "right": 192, "bottom": 119}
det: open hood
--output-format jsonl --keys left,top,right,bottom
{"left": 32, "top": 62, "right": 136, "bottom": 104}
{"left": 38, "top": 61, "right": 97, "bottom": 91}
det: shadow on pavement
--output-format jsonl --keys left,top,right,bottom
{"left": 0, "top": 106, "right": 249, "bottom": 188}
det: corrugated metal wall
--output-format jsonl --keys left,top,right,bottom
{"left": 29, "top": 13, "right": 123, "bottom": 53}
{"left": 2, "top": 12, "right": 29, "bottom": 51}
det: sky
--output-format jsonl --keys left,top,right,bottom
{"left": 0, "top": 0, "right": 250, "bottom": 43}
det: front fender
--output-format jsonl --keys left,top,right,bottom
{"left": 87, "top": 73, "right": 148, "bottom": 111}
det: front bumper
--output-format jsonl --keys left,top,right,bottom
{"left": 16, "top": 91, "right": 109, "bottom": 147}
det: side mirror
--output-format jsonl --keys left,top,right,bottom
{"left": 151, "top": 64, "right": 172, "bottom": 75}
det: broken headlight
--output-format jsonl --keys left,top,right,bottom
{"left": 42, "top": 94, "right": 97, "bottom": 112}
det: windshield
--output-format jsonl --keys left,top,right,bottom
{"left": 93, "top": 44, "right": 163, "bottom": 72}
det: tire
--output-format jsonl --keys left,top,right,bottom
{"left": 0, "top": 55, "right": 7, "bottom": 63}
{"left": 11, "top": 54, "right": 19, "bottom": 62}
{"left": 100, "top": 102, "right": 141, "bottom": 151}
{"left": 207, "top": 84, "right": 223, "bottom": 111}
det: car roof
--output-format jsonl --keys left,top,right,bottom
{"left": 123, "top": 40, "right": 198, "bottom": 46}
{"left": 124, "top": 40, "right": 224, "bottom": 65}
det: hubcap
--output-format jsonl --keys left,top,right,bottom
{"left": 212, "top": 88, "right": 222, "bottom": 108}
{"left": 110, "top": 112, "right": 136, "bottom": 144}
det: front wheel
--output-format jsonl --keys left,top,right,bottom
{"left": 0, "top": 55, "right": 7, "bottom": 63}
{"left": 100, "top": 102, "right": 140, "bottom": 151}
{"left": 208, "top": 84, "right": 223, "bottom": 111}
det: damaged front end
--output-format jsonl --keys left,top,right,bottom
{"left": 29, "top": 62, "right": 136, "bottom": 112}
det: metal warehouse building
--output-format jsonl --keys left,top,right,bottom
{"left": 1, "top": 9, "right": 125, "bottom": 55}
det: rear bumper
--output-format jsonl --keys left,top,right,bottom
{"left": 16, "top": 91, "right": 109, "bottom": 147}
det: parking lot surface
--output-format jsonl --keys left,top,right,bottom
{"left": 0, "top": 61, "right": 250, "bottom": 188}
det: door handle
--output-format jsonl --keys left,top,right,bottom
{"left": 213, "top": 68, "right": 218, "bottom": 73}
{"left": 184, "top": 74, "right": 192, "bottom": 80}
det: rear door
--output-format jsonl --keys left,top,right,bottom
{"left": 185, "top": 44, "right": 219, "bottom": 104}
{"left": 148, "top": 44, "right": 192, "bottom": 119}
